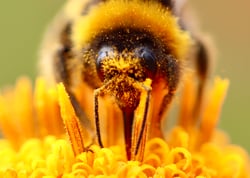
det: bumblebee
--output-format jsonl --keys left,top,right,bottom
{"left": 39, "top": 0, "right": 211, "bottom": 160}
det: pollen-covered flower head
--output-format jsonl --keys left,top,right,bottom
{"left": 0, "top": 75, "right": 249, "bottom": 177}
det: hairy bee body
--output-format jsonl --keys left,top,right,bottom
{"left": 39, "top": 0, "right": 211, "bottom": 160}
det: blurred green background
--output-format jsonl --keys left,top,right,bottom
{"left": 0, "top": 1, "right": 249, "bottom": 151}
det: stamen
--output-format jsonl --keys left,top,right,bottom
{"left": 200, "top": 77, "right": 229, "bottom": 143}
{"left": 34, "top": 78, "right": 64, "bottom": 137}
{"left": 132, "top": 78, "right": 152, "bottom": 161}
{"left": 57, "top": 83, "right": 85, "bottom": 156}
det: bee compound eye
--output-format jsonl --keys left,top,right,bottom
{"left": 134, "top": 47, "right": 157, "bottom": 79}
{"left": 96, "top": 46, "right": 116, "bottom": 81}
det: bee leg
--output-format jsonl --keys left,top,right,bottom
{"left": 193, "top": 39, "right": 209, "bottom": 122}
{"left": 94, "top": 89, "right": 104, "bottom": 148}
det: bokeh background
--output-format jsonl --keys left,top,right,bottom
{"left": 0, "top": 1, "right": 249, "bottom": 151}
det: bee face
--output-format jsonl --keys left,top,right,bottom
{"left": 40, "top": 0, "right": 210, "bottom": 160}
{"left": 81, "top": 28, "right": 160, "bottom": 88}
{"left": 79, "top": 26, "right": 182, "bottom": 131}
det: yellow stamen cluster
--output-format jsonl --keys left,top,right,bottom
{"left": 0, "top": 78, "right": 64, "bottom": 149}
{"left": 0, "top": 76, "right": 249, "bottom": 177}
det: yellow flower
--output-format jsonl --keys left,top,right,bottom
{"left": 0, "top": 75, "right": 249, "bottom": 177}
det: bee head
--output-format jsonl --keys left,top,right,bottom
{"left": 87, "top": 28, "right": 159, "bottom": 109}
{"left": 72, "top": 0, "right": 190, "bottom": 108}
